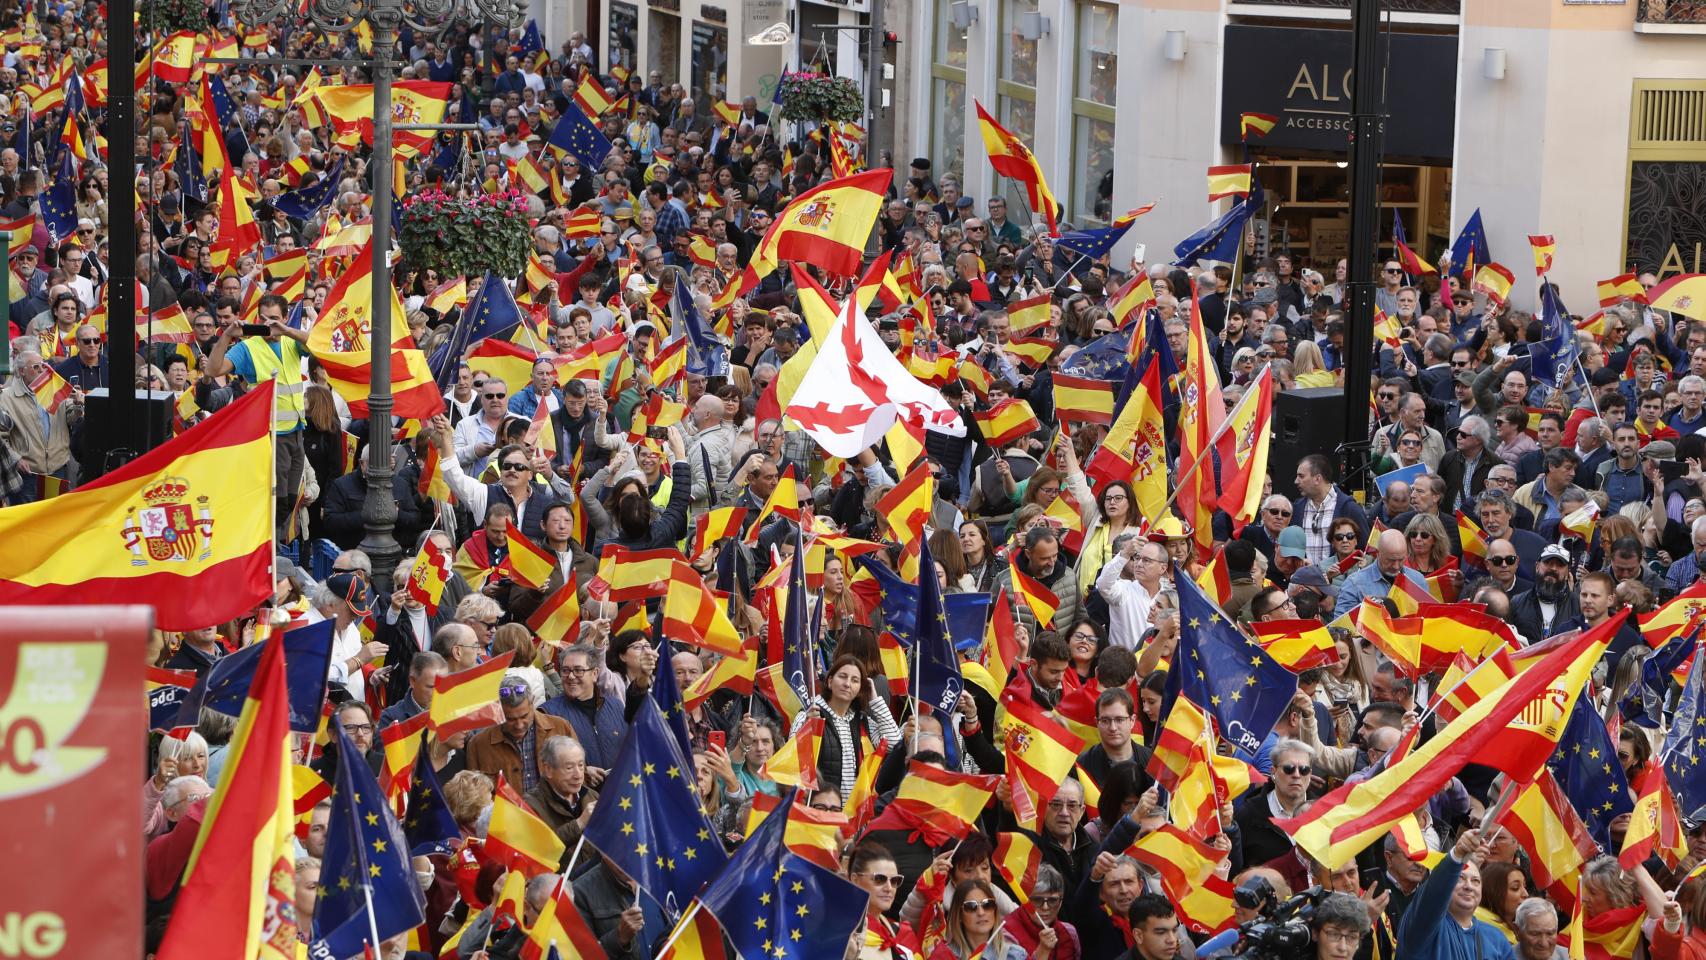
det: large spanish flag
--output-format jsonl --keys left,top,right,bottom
{"left": 1276, "top": 612, "right": 1619, "bottom": 867}
{"left": 0, "top": 383, "right": 274, "bottom": 629}
{"left": 975, "top": 100, "right": 1060, "bottom": 235}
{"left": 314, "top": 80, "right": 451, "bottom": 160}
{"left": 308, "top": 237, "right": 445, "bottom": 420}
{"left": 155, "top": 625, "right": 298, "bottom": 959}
{"left": 744, "top": 169, "right": 892, "bottom": 284}
{"left": 1213, "top": 364, "right": 1274, "bottom": 528}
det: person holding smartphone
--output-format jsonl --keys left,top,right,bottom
{"left": 204, "top": 293, "right": 311, "bottom": 532}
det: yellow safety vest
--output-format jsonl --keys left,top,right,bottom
{"left": 242, "top": 336, "right": 306, "bottom": 434}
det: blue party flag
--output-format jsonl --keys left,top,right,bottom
{"left": 172, "top": 620, "right": 333, "bottom": 734}
{"left": 1549, "top": 691, "right": 1632, "bottom": 848}
{"left": 401, "top": 729, "right": 460, "bottom": 855}
{"left": 272, "top": 157, "right": 344, "bottom": 221}
{"left": 1164, "top": 564, "right": 1298, "bottom": 762}
{"left": 1173, "top": 180, "right": 1264, "bottom": 267}
{"left": 547, "top": 103, "right": 614, "bottom": 168}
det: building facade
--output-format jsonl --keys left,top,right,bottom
{"left": 899, "top": 0, "right": 1706, "bottom": 304}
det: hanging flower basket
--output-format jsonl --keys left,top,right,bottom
{"left": 399, "top": 189, "right": 531, "bottom": 281}
{"left": 776, "top": 72, "right": 864, "bottom": 124}
{"left": 141, "top": 0, "right": 211, "bottom": 37}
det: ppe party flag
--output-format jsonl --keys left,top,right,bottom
{"left": 428, "top": 650, "right": 515, "bottom": 736}
{"left": 1212, "top": 365, "right": 1275, "bottom": 528}
{"left": 974, "top": 398, "right": 1042, "bottom": 448}
{"left": 762, "top": 715, "right": 824, "bottom": 790}
{"left": 1472, "top": 263, "right": 1516, "bottom": 307}
{"left": 1164, "top": 568, "right": 1298, "bottom": 763}
{"left": 0, "top": 383, "right": 274, "bottom": 630}
{"left": 975, "top": 100, "right": 1060, "bottom": 235}
{"left": 1530, "top": 235, "right": 1557, "bottom": 276}
{"left": 1239, "top": 112, "right": 1277, "bottom": 139}
{"left": 1276, "top": 611, "right": 1620, "bottom": 868}
{"left": 581, "top": 698, "right": 729, "bottom": 914}
{"left": 398, "top": 745, "right": 463, "bottom": 855}
{"left": 485, "top": 773, "right": 565, "bottom": 877}
{"left": 147, "top": 667, "right": 199, "bottom": 733}
{"left": 697, "top": 788, "right": 870, "bottom": 960}
{"left": 154, "top": 627, "right": 299, "bottom": 960}
{"left": 1206, "top": 164, "right": 1253, "bottom": 201}
{"left": 744, "top": 169, "right": 893, "bottom": 284}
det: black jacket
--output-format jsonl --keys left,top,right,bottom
{"left": 1509, "top": 586, "right": 1580, "bottom": 644}
{"left": 1436, "top": 448, "right": 1503, "bottom": 516}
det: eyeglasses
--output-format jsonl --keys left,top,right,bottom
{"left": 960, "top": 899, "right": 997, "bottom": 913}
{"left": 501, "top": 461, "right": 529, "bottom": 472}
{"left": 561, "top": 665, "right": 590, "bottom": 676}
{"left": 1265, "top": 508, "right": 1292, "bottom": 517}
{"left": 477, "top": 618, "right": 500, "bottom": 628}
{"left": 1377, "top": 392, "right": 1398, "bottom": 401}
{"left": 1097, "top": 715, "right": 1132, "bottom": 726}
{"left": 808, "top": 802, "right": 842, "bottom": 812}
{"left": 1451, "top": 360, "right": 1469, "bottom": 368}
{"left": 1033, "top": 894, "right": 1063, "bottom": 907}
{"left": 78, "top": 337, "right": 100, "bottom": 344}
{"left": 1278, "top": 763, "right": 1312, "bottom": 776}
{"left": 343, "top": 722, "right": 375, "bottom": 735}
{"left": 1488, "top": 555, "right": 1518, "bottom": 566}
{"left": 1384, "top": 268, "right": 1403, "bottom": 274}
{"left": 857, "top": 872, "right": 902, "bottom": 888}
{"left": 1398, "top": 438, "right": 1422, "bottom": 446}
{"left": 1046, "top": 798, "right": 1083, "bottom": 811}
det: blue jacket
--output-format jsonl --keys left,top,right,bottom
{"left": 1332, "top": 562, "right": 1428, "bottom": 620}
{"left": 1667, "top": 551, "right": 1705, "bottom": 596}
{"left": 1290, "top": 486, "right": 1369, "bottom": 546}
{"left": 1396, "top": 853, "right": 1515, "bottom": 960}
{"left": 539, "top": 691, "right": 629, "bottom": 770}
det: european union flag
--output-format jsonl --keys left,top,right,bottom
{"left": 273, "top": 157, "right": 344, "bottom": 221}
{"left": 174, "top": 138, "right": 206, "bottom": 204}
{"left": 1173, "top": 180, "right": 1264, "bottom": 267}
{"left": 310, "top": 717, "right": 426, "bottom": 953}
{"left": 913, "top": 535, "right": 964, "bottom": 717}
{"left": 518, "top": 19, "right": 546, "bottom": 64}
{"left": 1628, "top": 626, "right": 1701, "bottom": 729}
{"left": 1548, "top": 692, "right": 1632, "bottom": 848}
{"left": 1117, "top": 309, "right": 1179, "bottom": 411}
{"left": 581, "top": 698, "right": 729, "bottom": 915}
{"left": 1448, "top": 208, "right": 1490, "bottom": 278}
{"left": 63, "top": 69, "right": 87, "bottom": 119}
{"left": 1528, "top": 283, "right": 1579, "bottom": 391}
{"left": 697, "top": 788, "right": 870, "bottom": 960}
{"left": 777, "top": 525, "right": 814, "bottom": 711}
{"left": 39, "top": 176, "right": 77, "bottom": 245}
{"left": 1059, "top": 329, "right": 1131, "bottom": 381}
{"left": 430, "top": 270, "right": 524, "bottom": 390}
{"left": 1056, "top": 217, "right": 1138, "bottom": 262}
{"left": 401, "top": 729, "right": 460, "bottom": 855}
{"left": 673, "top": 276, "right": 729, "bottom": 377}
{"left": 547, "top": 104, "right": 614, "bottom": 168}
{"left": 204, "top": 74, "right": 250, "bottom": 159}
{"left": 650, "top": 616, "right": 694, "bottom": 758}
{"left": 852, "top": 556, "right": 989, "bottom": 648}
{"left": 1164, "top": 566, "right": 1298, "bottom": 762}
{"left": 172, "top": 620, "right": 333, "bottom": 733}
{"left": 1662, "top": 647, "right": 1706, "bottom": 819}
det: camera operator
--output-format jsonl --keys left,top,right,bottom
{"left": 1395, "top": 828, "right": 1514, "bottom": 960}
{"left": 1312, "top": 893, "right": 1373, "bottom": 960}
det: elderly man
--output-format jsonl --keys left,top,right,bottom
{"left": 1236, "top": 738, "right": 1315, "bottom": 869}
{"left": 1438, "top": 414, "right": 1500, "bottom": 516}
{"left": 464, "top": 670, "right": 576, "bottom": 792}
{"left": 1334, "top": 528, "right": 1427, "bottom": 618}
{"left": 1095, "top": 535, "right": 1167, "bottom": 650}
{"left": 53, "top": 323, "right": 107, "bottom": 391}
{"left": 1376, "top": 393, "right": 1445, "bottom": 471}
{"left": 1513, "top": 897, "right": 1565, "bottom": 960}
{"left": 1240, "top": 493, "right": 1295, "bottom": 564}
{"left": 540, "top": 643, "right": 626, "bottom": 774}
{"left": 1077, "top": 855, "right": 1156, "bottom": 959}
{"left": 685, "top": 394, "right": 734, "bottom": 510}
{"left": 523, "top": 735, "right": 595, "bottom": 866}
{"left": 1398, "top": 829, "right": 1513, "bottom": 960}
{"left": 0, "top": 350, "right": 80, "bottom": 486}
{"left": 1478, "top": 489, "right": 1547, "bottom": 580}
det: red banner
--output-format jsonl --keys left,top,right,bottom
{"left": 0, "top": 607, "right": 147, "bottom": 955}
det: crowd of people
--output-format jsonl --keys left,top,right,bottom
{"left": 5, "top": 4, "right": 1706, "bottom": 960}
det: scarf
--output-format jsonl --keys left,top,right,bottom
{"left": 1102, "top": 902, "right": 1136, "bottom": 949}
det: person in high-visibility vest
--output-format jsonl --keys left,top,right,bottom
{"left": 205, "top": 293, "right": 309, "bottom": 532}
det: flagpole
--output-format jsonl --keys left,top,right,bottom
{"left": 560, "top": 832, "right": 587, "bottom": 878}
{"left": 1156, "top": 367, "right": 1269, "bottom": 518}
{"left": 361, "top": 877, "right": 385, "bottom": 956}
{"left": 654, "top": 900, "right": 704, "bottom": 957}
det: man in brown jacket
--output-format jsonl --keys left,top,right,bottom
{"left": 464, "top": 674, "right": 576, "bottom": 793}
{"left": 523, "top": 735, "right": 595, "bottom": 870}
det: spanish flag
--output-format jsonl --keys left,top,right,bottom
{"left": 864, "top": 760, "right": 1000, "bottom": 845}
{"left": 572, "top": 75, "right": 615, "bottom": 118}
{"left": 1251, "top": 619, "right": 1337, "bottom": 672}
{"left": 662, "top": 562, "right": 746, "bottom": 656}
{"left": 405, "top": 537, "right": 452, "bottom": 614}
{"left": 975, "top": 398, "right": 1042, "bottom": 449}
{"left": 1457, "top": 510, "right": 1490, "bottom": 569}
{"left": 1276, "top": 612, "right": 1617, "bottom": 867}
{"left": 1213, "top": 364, "right": 1275, "bottom": 528}
{"left": 1620, "top": 761, "right": 1688, "bottom": 869}
{"left": 993, "top": 833, "right": 1041, "bottom": 905}
{"left": 315, "top": 80, "right": 451, "bottom": 160}
{"left": 528, "top": 574, "right": 582, "bottom": 648}
{"left": 417, "top": 442, "right": 455, "bottom": 505}
{"left": 1239, "top": 112, "right": 1277, "bottom": 139}
{"left": 429, "top": 650, "right": 515, "bottom": 736}
{"left": 1086, "top": 357, "right": 1167, "bottom": 523}
{"left": 378, "top": 713, "right": 430, "bottom": 801}
{"left": 997, "top": 678, "right": 1086, "bottom": 815}
{"left": 1206, "top": 164, "right": 1254, "bottom": 201}
{"left": 1127, "top": 824, "right": 1220, "bottom": 907}
{"left": 1529, "top": 235, "right": 1556, "bottom": 276}
{"left": 684, "top": 642, "right": 757, "bottom": 711}
{"left": 499, "top": 520, "right": 556, "bottom": 590}
{"left": 466, "top": 337, "right": 537, "bottom": 397}
{"left": 152, "top": 31, "right": 200, "bottom": 83}
{"left": 1011, "top": 564, "right": 1060, "bottom": 629}
{"left": 762, "top": 716, "right": 824, "bottom": 790}
{"left": 712, "top": 99, "right": 742, "bottom": 127}
{"left": 875, "top": 467, "right": 933, "bottom": 544}
{"left": 745, "top": 791, "right": 848, "bottom": 872}
{"left": 308, "top": 239, "right": 445, "bottom": 420}
{"left": 1637, "top": 580, "right": 1706, "bottom": 648}
{"left": 1597, "top": 273, "right": 1648, "bottom": 308}
{"left": 1110, "top": 274, "right": 1155, "bottom": 328}
{"left": 1472, "top": 263, "right": 1516, "bottom": 307}
{"left": 154, "top": 626, "right": 298, "bottom": 959}
{"left": 1500, "top": 771, "right": 1595, "bottom": 910}
{"left": 1007, "top": 293, "right": 1051, "bottom": 335}
{"left": 29, "top": 365, "right": 72, "bottom": 413}
{"left": 745, "top": 169, "right": 892, "bottom": 284}
{"left": 486, "top": 773, "right": 565, "bottom": 877}
{"left": 746, "top": 463, "right": 805, "bottom": 542}
{"left": 1052, "top": 373, "right": 1115, "bottom": 426}
{"left": 975, "top": 100, "right": 1060, "bottom": 235}
{"left": 0, "top": 383, "right": 274, "bottom": 629}
{"left": 599, "top": 546, "right": 681, "bottom": 602}
{"left": 1434, "top": 648, "right": 1515, "bottom": 723}
{"left": 0, "top": 214, "right": 34, "bottom": 257}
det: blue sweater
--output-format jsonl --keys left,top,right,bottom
{"left": 1396, "top": 854, "right": 1515, "bottom": 960}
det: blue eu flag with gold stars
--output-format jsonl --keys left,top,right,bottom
{"left": 697, "top": 788, "right": 870, "bottom": 960}
{"left": 853, "top": 555, "right": 990, "bottom": 649}
{"left": 1164, "top": 565, "right": 1297, "bottom": 763}
{"left": 913, "top": 533, "right": 964, "bottom": 716}
{"left": 310, "top": 718, "right": 426, "bottom": 955}
{"left": 1662, "top": 646, "right": 1706, "bottom": 819}
{"left": 401, "top": 729, "right": 460, "bottom": 855}
{"left": 547, "top": 101, "right": 614, "bottom": 168}
{"left": 1548, "top": 691, "right": 1631, "bottom": 849}
{"left": 582, "top": 698, "right": 728, "bottom": 915}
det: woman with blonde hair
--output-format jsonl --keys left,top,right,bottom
{"left": 1292, "top": 340, "right": 1336, "bottom": 388}
{"left": 1403, "top": 513, "right": 1454, "bottom": 578}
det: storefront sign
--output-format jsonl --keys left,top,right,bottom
{"left": 0, "top": 607, "right": 148, "bottom": 956}
{"left": 1220, "top": 25, "right": 1458, "bottom": 162}
{"left": 1628, "top": 160, "right": 1706, "bottom": 276}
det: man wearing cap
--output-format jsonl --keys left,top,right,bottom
{"left": 1271, "top": 527, "right": 1310, "bottom": 589}
{"left": 465, "top": 671, "right": 575, "bottom": 793}
{"left": 316, "top": 571, "right": 390, "bottom": 704}
{"left": 1286, "top": 566, "right": 1337, "bottom": 620}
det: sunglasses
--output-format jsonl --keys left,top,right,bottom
{"left": 1331, "top": 532, "right": 1358, "bottom": 542}
{"left": 1384, "top": 268, "right": 1403, "bottom": 274}
{"left": 500, "top": 461, "right": 530, "bottom": 472}
{"left": 1399, "top": 438, "right": 1422, "bottom": 446}
{"left": 1265, "top": 508, "right": 1291, "bottom": 517}
{"left": 1488, "top": 555, "right": 1518, "bottom": 566}
{"left": 1407, "top": 531, "right": 1432, "bottom": 540}
{"left": 78, "top": 337, "right": 100, "bottom": 344}
{"left": 960, "top": 899, "right": 997, "bottom": 913}
{"left": 858, "top": 872, "right": 902, "bottom": 888}
{"left": 1279, "top": 763, "right": 1312, "bottom": 776}
{"left": 482, "top": 392, "right": 507, "bottom": 400}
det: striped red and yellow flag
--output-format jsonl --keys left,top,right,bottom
{"left": 662, "top": 562, "right": 745, "bottom": 656}
{"left": 871, "top": 761, "right": 1001, "bottom": 843}
{"left": 745, "top": 463, "right": 804, "bottom": 543}
{"left": 1011, "top": 564, "right": 1060, "bottom": 629}
{"left": 1529, "top": 234, "right": 1556, "bottom": 276}
{"left": 406, "top": 537, "right": 452, "bottom": 614}
{"left": 378, "top": 712, "right": 430, "bottom": 802}
{"left": 693, "top": 507, "right": 749, "bottom": 558}
{"left": 975, "top": 398, "right": 1042, "bottom": 449}
{"left": 499, "top": 521, "right": 556, "bottom": 590}
{"left": 712, "top": 100, "right": 741, "bottom": 127}
{"left": 417, "top": 442, "right": 455, "bottom": 505}
{"left": 992, "top": 833, "right": 1041, "bottom": 905}
{"left": 486, "top": 773, "right": 565, "bottom": 877}
{"left": 761, "top": 716, "right": 824, "bottom": 790}
{"left": 1206, "top": 164, "right": 1253, "bottom": 201}
{"left": 684, "top": 642, "right": 757, "bottom": 711}
{"left": 429, "top": 650, "right": 515, "bottom": 736}
{"left": 1456, "top": 509, "right": 1489, "bottom": 569}
{"left": 596, "top": 546, "right": 681, "bottom": 602}
{"left": 1596, "top": 272, "right": 1648, "bottom": 308}
{"left": 527, "top": 574, "right": 581, "bottom": 649}
{"left": 29, "top": 365, "right": 72, "bottom": 413}
{"left": 1239, "top": 112, "right": 1277, "bottom": 139}
{"left": 998, "top": 680, "right": 1085, "bottom": 820}
{"left": 1472, "top": 263, "right": 1516, "bottom": 306}
{"left": 1149, "top": 697, "right": 1209, "bottom": 792}
{"left": 572, "top": 75, "right": 614, "bottom": 117}
{"left": 1126, "top": 824, "right": 1220, "bottom": 906}
{"left": 1251, "top": 619, "right": 1338, "bottom": 672}
{"left": 1052, "top": 373, "right": 1115, "bottom": 425}
{"left": 0, "top": 215, "right": 34, "bottom": 257}
{"left": 1007, "top": 293, "right": 1051, "bottom": 335}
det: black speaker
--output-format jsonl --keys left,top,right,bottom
{"left": 1269, "top": 387, "right": 1346, "bottom": 501}
{"left": 80, "top": 388, "right": 174, "bottom": 480}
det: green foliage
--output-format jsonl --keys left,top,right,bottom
{"left": 398, "top": 189, "right": 532, "bottom": 281}
{"left": 141, "top": 0, "right": 210, "bottom": 38}
{"left": 776, "top": 72, "right": 864, "bottom": 124}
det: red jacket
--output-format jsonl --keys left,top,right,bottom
{"left": 1002, "top": 906, "right": 1081, "bottom": 960}
{"left": 1652, "top": 922, "right": 1706, "bottom": 960}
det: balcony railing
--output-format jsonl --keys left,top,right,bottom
{"left": 1233, "top": 0, "right": 1461, "bottom": 13}
{"left": 1638, "top": 0, "right": 1706, "bottom": 23}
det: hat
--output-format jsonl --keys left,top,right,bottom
{"left": 274, "top": 555, "right": 310, "bottom": 591}
{"left": 1539, "top": 544, "right": 1571, "bottom": 563}
{"left": 1145, "top": 515, "right": 1193, "bottom": 542}
{"left": 956, "top": 196, "right": 974, "bottom": 209}
{"left": 1453, "top": 369, "right": 1475, "bottom": 387}
{"left": 1287, "top": 564, "right": 1337, "bottom": 600}
{"left": 1451, "top": 290, "right": 1474, "bottom": 303}
{"left": 910, "top": 157, "right": 931, "bottom": 171}
{"left": 1642, "top": 440, "right": 1677, "bottom": 461}
{"left": 1276, "top": 526, "right": 1308, "bottom": 559}
{"left": 325, "top": 571, "right": 371, "bottom": 612}
{"left": 631, "top": 318, "right": 657, "bottom": 335}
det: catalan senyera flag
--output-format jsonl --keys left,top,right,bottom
{"left": 1597, "top": 273, "right": 1648, "bottom": 308}
{"left": 1275, "top": 612, "right": 1618, "bottom": 867}
{"left": 499, "top": 521, "right": 556, "bottom": 590}
{"left": 1206, "top": 164, "right": 1254, "bottom": 201}
{"left": 0, "top": 383, "right": 274, "bottom": 630}
{"left": 744, "top": 169, "right": 893, "bottom": 284}
{"left": 1529, "top": 235, "right": 1557, "bottom": 276}
{"left": 1472, "top": 262, "right": 1516, "bottom": 307}
{"left": 486, "top": 774, "right": 565, "bottom": 877}
{"left": 761, "top": 716, "right": 824, "bottom": 790}
{"left": 428, "top": 650, "right": 515, "bottom": 736}
{"left": 1213, "top": 365, "right": 1275, "bottom": 528}
{"left": 29, "top": 365, "right": 72, "bottom": 414}
{"left": 1239, "top": 112, "right": 1278, "bottom": 139}
{"left": 154, "top": 626, "right": 297, "bottom": 960}
{"left": 974, "top": 100, "right": 1060, "bottom": 235}
{"left": 1052, "top": 373, "right": 1116, "bottom": 426}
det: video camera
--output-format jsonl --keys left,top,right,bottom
{"left": 1230, "top": 884, "right": 1330, "bottom": 960}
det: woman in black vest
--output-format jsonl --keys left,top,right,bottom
{"left": 791, "top": 654, "right": 901, "bottom": 799}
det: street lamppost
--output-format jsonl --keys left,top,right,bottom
{"left": 227, "top": 0, "right": 526, "bottom": 598}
